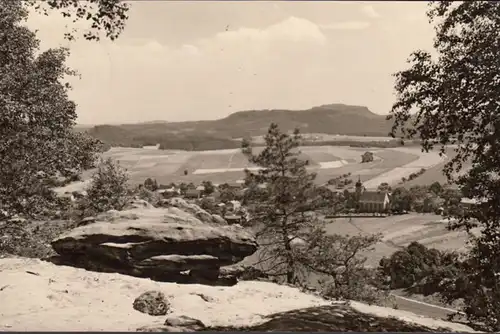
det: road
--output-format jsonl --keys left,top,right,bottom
{"left": 390, "top": 294, "right": 465, "bottom": 322}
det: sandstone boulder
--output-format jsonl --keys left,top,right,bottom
{"left": 133, "top": 291, "right": 171, "bottom": 316}
{"left": 50, "top": 206, "right": 258, "bottom": 284}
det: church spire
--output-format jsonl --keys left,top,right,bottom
{"left": 355, "top": 175, "right": 362, "bottom": 188}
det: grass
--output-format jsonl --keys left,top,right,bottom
{"left": 323, "top": 214, "right": 469, "bottom": 267}
{"left": 91, "top": 145, "right": 455, "bottom": 189}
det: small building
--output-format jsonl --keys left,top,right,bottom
{"left": 184, "top": 188, "right": 201, "bottom": 199}
{"left": 227, "top": 200, "right": 241, "bottom": 212}
{"left": 358, "top": 191, "right": 390, "bottom": 213}
{"left": 228, "top": 182, "right": 244, "bottom": 189}
{"left": 224, "top": 214, "right": 243, "bottom": 225}
{"left": 196, "top": 185, "right": 205, "bottom": 192}
{"left": 142, "top": 144, "right": 160, "bottom": 150}
{"left": 460, "top": 197, "right": 487, "bottom": 209}
{"left": 158, "top": 188, "right": 179, "bottom": 198}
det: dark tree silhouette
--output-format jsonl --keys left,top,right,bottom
{"left": 388, "top": 1, "right": 500, "bottom": 329}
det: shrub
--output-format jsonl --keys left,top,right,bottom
{"left": 378, "top": 242, "right": 461, "bottom": 293}
{"left": 81, "top": 158, "right": 131, "bottom": 216}
{"left": 134, "top": 186, "right": 162, "bottom": 207}
{"left": 0, "top": 218, "right": 76, "bottom": 259}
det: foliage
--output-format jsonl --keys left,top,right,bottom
{"left": 429, "top": 181, "right": 443, "bottom": 195}
{"left": 242, "top": 123, "right": 367, "bottom": 294}
{"left": 24, "top": 0, "right": 129, "bottom": 41}
{"left": 201, "top": 180, "right": 215, "bottom": 195}
{"left": 82, "top": 158, "right": 130, "bottom": 216}
{"left": 134, "top": 185, "right": 161, "bottom": 207}
{"left": 0, "top": 2, "right": 106, "bottom": 219}
{"left": 388, "top": 2, "right": 500, "bottom": 328}
{"left": 144, "top": 177, "right": 159, "bottom": 192}
{"left": 296, "top": 228, "right": 385, "bottom": 304}
{"left": 242, "top": 123, "right": 325, "bottom": 283}
{"left": 377, "top": 182, "right": 391, "bottom": 193}
{"left": 361, "top": 152, "right": 374, "bottom": 163}
{"left": 0, "top": 218, "right": 76, "bottom": 258}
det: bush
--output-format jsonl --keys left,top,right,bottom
{"left": 0, "top": 218, "right": 76, "bottom": 258}
{"left": 79, "top": 158, "right": 131, "bottom": 216}
{"left": 361, "top": 152, "right": 374, "bottom": 163}
{"left": 378, "top": 242, "right": 461, "bottom": 294}
{"left": 134, "top": 186, "right": 162, "bottom": 207}
{"left": 295, "top": 229, "right": 387, "bottom": 304}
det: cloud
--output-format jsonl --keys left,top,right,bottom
{"left": 212, "top": 16, "right": 327, "bottom": 46}
{"left": 361, "top": 5, "right": 381, "bottom": 19}
{"left": 48, "top": 16, "right": 330, "bottom": 123}
{"left": 320, "top": 21, "right": 371, "bottom": 31}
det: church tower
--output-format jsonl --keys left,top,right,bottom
{"left": 355, "top": 175, "right": 364, "bottom": 193}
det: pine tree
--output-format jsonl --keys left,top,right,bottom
{"left": 242, "top": 123, "right": 326, "bottom": 283}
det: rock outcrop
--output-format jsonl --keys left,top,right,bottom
{"left": 50, "top": 206, "right": 258, "bottom": 285}
{"left": 159, "top": 197, "right": 227, "bottom": 225}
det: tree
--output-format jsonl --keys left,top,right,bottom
{"left": 83, "top": 158, "right": 130, "bottom": 216}
{"left": 242, "top": 123, "right": 332, "bottom": 284}
{"left": 25, "top": 0, "right": 129, "bottom": 41}
{"left": 202, "top": 180, "right": 215, "bottom": 195}
{"left": 144, "top": 177, "right": 158, "bottom": 192}
{"left": 377, "top": 182, "right": 391, "bottom": 193}
{"left": 388, "top": 1, "right": 500, "bottom": 329}
{"left": 361, "top": 151, "right": 374, "bottom": 163}
{"left": 0, "top": 0, "right": 131, "bottom": 218}
{"left": 429, "top": 181, "right": 443, "bottom": 195}
{"left": 297, "top": 229, "right": 384, "bottom": 303}
{"left": 390, "top": 187, "right": 412, "bottom": 213}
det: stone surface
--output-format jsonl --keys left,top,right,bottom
{"left": 50, "top": 206, "right": 258, "bottom": 284}
{"left": 159, "top": 197, "right": 227, "bottom": 225}
{"left": 133, "top": 291, "right": 170, "bottom": 316}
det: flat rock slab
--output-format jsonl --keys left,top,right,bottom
{"left": 50, "top": 207, "right": 258, "bottom": 282}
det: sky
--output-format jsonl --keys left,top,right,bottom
{"left": 26, "top": 1, "right": 436, "bottom": 125}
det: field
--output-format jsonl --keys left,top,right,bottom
{"left": 92, "top": 145, "right": 451, "bottom": 187}
{"left": 323, "top": 214, "right": 478, "bottom": 267}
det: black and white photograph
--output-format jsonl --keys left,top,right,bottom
{"left": 0, "top": 0, "right": 498, "bottom": 332}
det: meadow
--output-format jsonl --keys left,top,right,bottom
{"left": 98, "top": 145, "right": 449, "bottom": 187}
{"left": 323, "top": 214, "right": 477, "bottom": 267}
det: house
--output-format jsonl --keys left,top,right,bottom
{"left": 460, "top": 197, "right": 487, "bottom": 209}
{"left": 358, "top": 191, "right": 390, "bottom": 213}
{"left": 158, "top": 188, "right": 179, "bottom": 198}
{"left": 184, "top": 188, "right": 201, "bottom": 199}
{"left": 196, "top": 185, "right": 205, "bottom": 192}
{"left": 142, "top": 144, "right": 160, "bottom": 150}
{"left": 224, "top": 214, "right": 243, "bottom": 225}
{"left": 227, "top": 200, "right": 241, "bottom": 212}
{"left": 227, "top": 182, "right": 244, "bottom": 189}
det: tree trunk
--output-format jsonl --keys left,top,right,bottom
{"left": 283, "top": 234, "right": 294, "bottom": 284}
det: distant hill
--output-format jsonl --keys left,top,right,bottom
{"left": 83, "top": 104, "right": 396, "bottom": 150}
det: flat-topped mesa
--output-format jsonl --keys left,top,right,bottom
{"left": 50, "top": 204, "right": 258, "bottom": 285}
